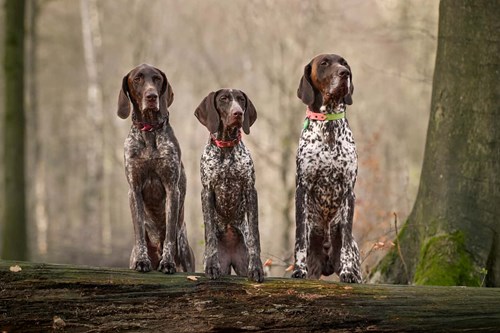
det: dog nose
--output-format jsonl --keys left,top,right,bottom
{"left": 233, "top": 109, "right": 243, "bottom": 118}
{"left": 338, "top": 67, "right": 350, "bottom": 78}
{"left": 146, "top": 92, "right": 158, "bottom": 101}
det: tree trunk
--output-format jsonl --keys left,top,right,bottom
{"left": 80, "top": 0, "right": 110, "bottom": 254}
{"left": 2, "top": 0, "right": 27, "bottom": 260}
{"left": 370, "top": 0, "right": 500, "bottom": 287}
{"left": 1, "top": 260, "right": 499, "bottom": 332}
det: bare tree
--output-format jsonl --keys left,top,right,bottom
{"left": 2, "top": 0, "right": 27, "bottom": 260}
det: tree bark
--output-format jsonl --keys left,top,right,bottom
{"left": 1, "top": 260, "right": 499, "bottom": 332}
{"left": 2, "top": 0, "right": 27, "bottom": 260}
{"left": 370, "top": 0, "right": 500, "bottom": 287}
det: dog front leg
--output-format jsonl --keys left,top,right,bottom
{"left": 337, "top": 192, "right": 362, "bottom": 283}
{"left": 292, "top": 184, "right": 310, "bottom": 278}
{"left": 129, "top": 188, "right": 153, "bottom": 272}
{"left": 243, "top": 187, "right": 264, "bottom": 283}
{"left": 159, "top": 184, "right": 179, "bottom": 274}
{"left": 202, "top": 187, "right": 221, "bottom": 279}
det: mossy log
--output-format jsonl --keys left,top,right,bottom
{"left": 1, "top": 260, "right": 499, "bottom": 332}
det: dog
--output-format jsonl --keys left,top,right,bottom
{"left": 117, "top": 64, "right": 195, "bottom": 273}
{"left": 194, "top": 89, "right": 264, "bottom": 282}
{"left": 292, "top": 54, "right": 362, "bottom": 283}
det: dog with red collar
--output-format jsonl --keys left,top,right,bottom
{"left": 195, "top": 89, "right": 264, "bottom": 283}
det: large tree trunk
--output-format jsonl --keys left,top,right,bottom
{"left": 2, "top": 0, "right": 27, "bottom": 260}
{"left": 370, "top": 0, "right": 500, "bottom": 287}
{"left": 1, "top": 260, "right": 499, "bottom": 332}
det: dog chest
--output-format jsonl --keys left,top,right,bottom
{"left": 201, "top": 144, "right": 255, "bottom": 218}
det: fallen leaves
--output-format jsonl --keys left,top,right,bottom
{"left": 9, "top": 265, "right": 22, "bottom": 273}
{"left": 187, "top": 275, "right": 198, "bottom": 281}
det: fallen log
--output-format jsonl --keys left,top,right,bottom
{"left": 1, "top": 260, "right": 499, "bottom": 332}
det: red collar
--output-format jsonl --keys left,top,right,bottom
{"left": 133, "top": 120, "right": 164, "bottom": 132}
{"left": 210, "top": 131, "right": 242, "bottom": 148}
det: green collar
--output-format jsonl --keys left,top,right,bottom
{"left": 303, "top": 108, "right": 345, "bottom": 129}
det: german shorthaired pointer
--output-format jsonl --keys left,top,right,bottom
{"left": 194, "top": 89, "right": 264, "bottom": 283}
{"left": 117, "top": 64, "right": 195, "bottom": 273}
{"left": 292, "top": 54, "right": 362, "bottom": 283}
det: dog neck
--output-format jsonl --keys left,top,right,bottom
{"left": 131, "top": 109, "right": 168, "bottom": 132}
{"left": 210, "top": 127, "right": 241, "bottom": 148}
{"left": 318, "top": 102, "right": 346, "bottom": 114}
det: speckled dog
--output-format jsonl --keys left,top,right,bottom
{"left": 195, "top": 89, "right": 264, "bottom": 283}
{"left": 118, "top": 64, "right": 195, "bottom": 274}
{"left": 292, "top": 54, "right": 362, "bottom": 283}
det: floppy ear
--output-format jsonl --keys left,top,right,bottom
{"left": 194, "top": 91, "right": 220, "bottom": 134}
{"left": 117, "top": 74, "right": 131, "bottom": 119}
{"left": 157, "top": 68, "right": 174, "bottom": 117}
{"left": 297, "top": 62, "right": 316, "bottom": 106}
{"left": 241, "top": 91, "right": 257, "bottom": 135}
{"left": 344, "top": 64, "right": 354, "bottom": 105}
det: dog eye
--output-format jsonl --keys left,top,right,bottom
{"left": 320, "top": 60, "right": 329, "bottom": 66}
{"left": 236, "top": 96, "right": 245, "bottom": 102}
{"left": 153, "top": 75, "right": 162, "bottom": 82}
{"left": 133, "top": 75, "right": 142, "bottom": 83}
{"left": 219, "top": 95, "right": 228, "bottom": 102}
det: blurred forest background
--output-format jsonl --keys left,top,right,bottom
{"left": 0, "top": 0, "right": 440, "bottom": 279}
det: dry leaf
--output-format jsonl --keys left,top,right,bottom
{"left": 343, "top": 286, "right": 353, "bottom": 290}
{"left": 187, "top": 275, "right": 198, "bottom": 281}
{"left": 285, "top": 264, "right": 294, "bottom": 272}
{"left": 52, "top": 316, "right": 66, "bottom": 329}
{"left": 9, "top": 265, "right": 22, "bottom": 273}
{"left": 263, "top": 259, "right": 273, "bottom": 267}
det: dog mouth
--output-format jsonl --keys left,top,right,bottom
{"left": 142, "top": 104, "right": 159, "bottom": 113}
{"left": 327, "top": 76, "right": 349, "bottom": 100}
{"left": 229, "top": 117, "right": 243, "bottom": 128}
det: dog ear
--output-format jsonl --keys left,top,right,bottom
{"left": 344, "top": 64, "right": 354, "bottom": 105}
{"left": 241, "top": 91, "right": 257, "bottom": 135}
{"left": 117, "top": 74, "right": 131, "bottom": 119}
{"left": 194, "top": 91, "right": 220, "bottom": 134}
{"left": 157, "top": 68, "right": 174, "bottom": 117}
{"left": 297, "top": 62, "right": 316, "bottom": 106}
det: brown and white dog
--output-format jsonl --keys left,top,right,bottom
{"left": 292, "top": 54, "right": 362, "bottom": 282}
{"left": 195, "top": 89, "right": 264, "bottom": 282}
{"left": 117, "top": 64, "right": 195, "bottom": 274}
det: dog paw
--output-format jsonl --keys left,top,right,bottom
{"left": 339, "top": 269, "right": 362, "bottom": 283}
{"left": 205, "top": 264, "right": 222, "bottom": 280}
{"left": 248, "top": 258, "right": 264, "bottom": 283}
{"left": 158, "top": 259, "right": 176, "bottom": 274}
{"left": 132, "top": 258, "right": 152, "bottom": 273}
{"left": 291, "top": 268, "right": 307, "bottom": 279}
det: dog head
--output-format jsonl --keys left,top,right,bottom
{"left": 117, "top": 64, "right": 174, "bottom": 119}
{"left": 297, "top": 54, "right": 354, "bottom": 110}
{"left": 195, "top": 89, "right": 257, "bottom": 135}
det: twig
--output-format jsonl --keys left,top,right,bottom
{"left": 394, "top": 212, "right": 410, "bottom": 284}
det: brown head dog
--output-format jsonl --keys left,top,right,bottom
{"left": 117, "top": 64, "right": 195, "bottom": 274}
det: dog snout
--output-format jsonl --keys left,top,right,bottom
{"left": 231, "top": 101, "right": 244, "bottom": 118}
{"left": 232, "top": 109, "right": 243, "bottom": 118}
{"left": 146, "top": 91, "right": 158, "bottom": 101}
{"left": 338, "top": 66, "right": 350, "bottom": 79}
